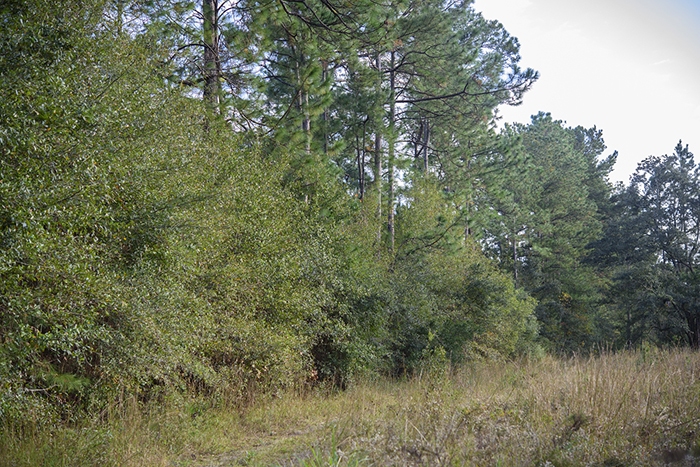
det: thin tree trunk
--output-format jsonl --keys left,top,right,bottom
{"left": 512, "top": 234, "right": 518, "bottom": 287}
{"left": 115, "top": 0, "right": 124, "bottom": 35}
{"left": 356, "top": 133, "right": 365, "bottom": 200}
{"left": 293, "top": 48, "right": 311, "bottom": 155}
{"left": 415, "top": 119, "right": 423, "bottom": 160}
{"left": 387, "top": 51, "right": 396, "bottom": 254}
{"left": 303, "top": 89, "right": 311, "bottom": 153}
{"left": 423, "top": 118, "right": 430, "bottom": 172}
{"left": 322, "top": 60, "right": 329, "bottom": 155}
{"left": 202, "top": 0, "right": 220, "bottom": 117}
{"left": 374, "top": 53, "right": 383, "bottom": 256}
{"left": 360, "top": 121, "right": 366, "bottom": 200}
{"left": 463, "top": 160, "right": 472, "bottom": 242}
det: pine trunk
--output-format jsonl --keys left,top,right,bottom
{"left": 374, "top": 54, "right": 383, "bottom": 256}
{"left": 387, "top": 51, "right": 396, "bottom": 254}
{"left": 202, "top": 0, "right": 220, "bottom": 116}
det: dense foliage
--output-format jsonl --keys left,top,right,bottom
{"left": 0, "top": 0, "right": 695, "bottom": 427}
{"left": 593, "top": 142, "right": 700, "bottom": 349}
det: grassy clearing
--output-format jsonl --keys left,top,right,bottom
{"left": 2, "top": 349, "right": 700, "bottom": 466}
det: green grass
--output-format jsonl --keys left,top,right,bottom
{"left": 2, "top": 349, "right": 700, "bottom": 466}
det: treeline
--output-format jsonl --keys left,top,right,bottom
{"left": 1, "top": 0, "right": 697, "bottom": 425}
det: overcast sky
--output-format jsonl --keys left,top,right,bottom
{"left": 472, "top": 0, "right": 700, "bottom": 184}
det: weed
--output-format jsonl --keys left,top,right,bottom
{"left": 2, "top": 349, "right": 700, "bottom": 466}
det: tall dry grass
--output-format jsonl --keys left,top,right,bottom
{"left": 2, "top": 348, "right": 699, "bottom": 466}
{"left": 315, "top": 348, "right": 700, "bottom": 466}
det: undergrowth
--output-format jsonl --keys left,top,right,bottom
{"left": 2, "top": 348, "right": 699, "bottom": 466}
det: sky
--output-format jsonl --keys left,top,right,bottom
{"left": 472, "top": 0, "right": 700, "bottom": 184}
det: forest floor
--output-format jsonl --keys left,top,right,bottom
{"left": 3, "top": 349, "right": 700, "bottom": 466}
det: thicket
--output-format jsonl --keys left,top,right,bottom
{"left": 0, "top": 0, "right": 538, "bottom": 425}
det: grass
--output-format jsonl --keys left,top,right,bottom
{"left": 2, "top": 348, "right": 700, "bottom": 466}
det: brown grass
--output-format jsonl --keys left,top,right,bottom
{"left": 2, "top": 348, "right": 700, "bottom": 466}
